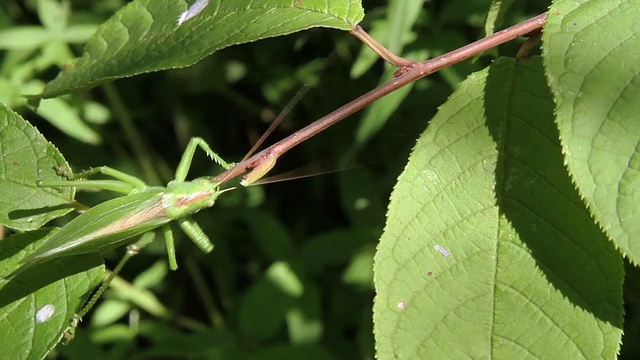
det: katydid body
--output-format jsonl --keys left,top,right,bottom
{"left": 24, "top": 179, "right": 223, "bottom": 268}
{"left": 19, "top": 138, "right": 232, "bottom": 273}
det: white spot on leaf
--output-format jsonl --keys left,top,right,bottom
{"left": 177, "top": 0, "right": 209, "bottom": 25}
{"left": 36, "top": 304, "right": 55, "bottom": 323}
{"left": 397, "top": 301, "right": 406, "bottom": 310}
{"left": 434, "top": 244, "right": 451, "bottom": 257}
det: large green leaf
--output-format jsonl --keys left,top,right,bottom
{"left": 36, "top": 0, "right": 364, "bottom": 100}
{"left": 0, "top": 229, "right": 103, "bottom": 360}
{"left": 0, "top": 103, "right": 75, "bottom": 231}
{"left": 373, "top": 57, "right": 623, "bottom": 358}
{"left": 543, "top": 0, "right": 640, "bottom": 263}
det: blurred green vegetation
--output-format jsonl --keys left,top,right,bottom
{"left": 1, "top": 0, "right": 638, "bottom": 359}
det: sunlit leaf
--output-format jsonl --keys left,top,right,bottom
{"left": 543, "top": 0, "right": 640, "bottom": 263}
{"left": 374, "top": 57, "right": 623, "bottom": 359}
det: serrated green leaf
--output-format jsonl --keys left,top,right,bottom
{"left": 36, "top": 0, "right": 364, "bottom": 100}
{"left": 374, "top": 57, "right": 623, "bottom": 359}
{"left": 543, "top": 0, "right": 640, "bottom": 263}
{"left": 0, "top": 103, "right": 75, "bottom": 231}
{"left": 0, "top": 229, "right": 103, "bottom": 360}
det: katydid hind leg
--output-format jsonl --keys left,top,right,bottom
{"left": 177, "top": 217, "right": 214, "bottom": 253}
{"left": 175, "top": 138, "right": 233, "bottom": 182}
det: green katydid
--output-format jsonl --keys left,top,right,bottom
{"left": 15, "top": 137, "right": 240, "bottom": 274}
{"left": 12, "top": 85, "right": 307, "bottom": 277}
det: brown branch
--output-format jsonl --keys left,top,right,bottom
{"left": 214, "top": 12, "right": 549, "bottom": 185}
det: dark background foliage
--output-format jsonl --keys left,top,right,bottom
{"left": 1, "top": 0, "right": 638, "bottom": 358}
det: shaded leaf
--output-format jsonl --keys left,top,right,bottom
{"left": 239, "top": 261, "right": 303, "bottom": 340}
{"left": 241, "top": 210, "right": 295, "bottom": 261}
{"left": 297, "top": 228, "right": 377, "bottom": 273}
{"left": 135, "top": 320, "right": 237, "bottom": 358}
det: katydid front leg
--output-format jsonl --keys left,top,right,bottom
{"left": 174, "top": 137, "right": 234, "bottom": 182}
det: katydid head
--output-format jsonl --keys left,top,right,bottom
{"left": 162, "top": 177, "right": 233, "bottom": 219}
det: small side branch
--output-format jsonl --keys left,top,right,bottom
{"left": 350, "top": 25, "right": 412, "bottom": 67}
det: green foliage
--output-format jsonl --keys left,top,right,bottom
{"left": 0, "top": 104, "right": 74, "bottom": 230}
{"left": 0, "top": 229, "right": 103, "bottom": 359}
{"left": 35, "top": 0, "right": 364, "bottom": 100}
{"left": 0, "top": 0, "right": 639, "bottom": 359}
{"left": 0, "top": 0, "right": 103, "bottom": 143}
{"left": 374, "top": 57, "right": 623, "bottom": 358}
{"left": 543, "top": 0, "right": 640, "bottom": 264}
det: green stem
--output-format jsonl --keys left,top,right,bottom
{"left": 77, "top": 233, "right": 156, "bottom": 319}
{"left": 185, "top": 255, "right": 226, "bottom": 329}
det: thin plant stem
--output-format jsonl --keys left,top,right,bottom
{"left": 185, "top": 255, "right": 226, "bottom": 329}
{"left": 516, "top": 31, "right": 542, "bottom": 59}
{"left": 76, "top": 232, "right": 155, "bottom": 319}
{"left": 214, "top": 12, "right": 549, "bottom": 186}
{"left": 350, "top": 25, "right": 412, "bottom": 67}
